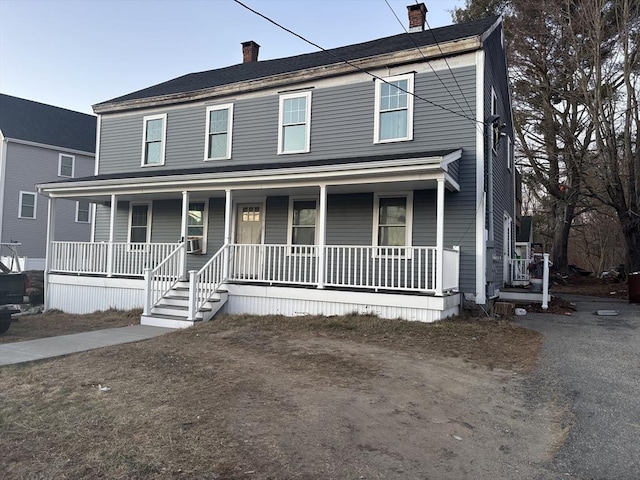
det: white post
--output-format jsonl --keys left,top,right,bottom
{"left": 317, "top": 184, "right": 327, "bottom": 289}
{"left": 143, "top": 267, "right": 152, "bottom": 316}
{"left": 180, "top": 191, "right": 190, "bottom": 280}
{"left": 542, "top": 253, "right": 550, "bottom": 310}
{"left": 435, "top": 178, "right": 445, "bottom": 296}
{"left": 223, "top": 189, "right": 232, "bottom": 280}
{"left": 44, "top": 197, "right": 57, "bottom": 310}
{"left": 107, "top": 194, "right": 117, "bottom": 277}
{"left": 187, "top": 270, "right": 198, "bottom": 321}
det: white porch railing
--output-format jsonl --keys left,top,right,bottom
{"left": 229, "top": 244, "right": 319, "bottom": 285}
{"left": 49, "top": 241, "right": 180, "bottom": 277}
{"left": 143, "top": 243, "right": 184, "bottom": 316}
{"left": 442, "top": 246, "right": 460, "bottom": 292}
{"left": 188, "top": 244, "right": 229, "bottom": 320}
{"left": 509, "top": 258, "right": 531, "bottom": 283}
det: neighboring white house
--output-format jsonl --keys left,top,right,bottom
{"left": 37, "top": 5, "right": 519, "bottom": 326}
{"left": 0, "top": 94, "right": 96, "bottom": 269}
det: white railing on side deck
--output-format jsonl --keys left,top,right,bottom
{"left": 50, "top": 241, "right": 109, "bottom": 274}
{"left": 442, "top": 246, "right": 460, "bottom": 292}
{"left": 111, "top": 242, "right": 180, "bottom": 276}
{"left": 509, "top": 258, "right": 531, "bottom": 283}
{"left": 229, "top": 244, "right": 319, "bottom": 285}
{"left": 143, "top": 243, "right": 184, "bottom": 316}
{"left": 325, "top": 245, "right": 438, "bottom": 292}
{"left": 188, "top": 244, "right": 229, "bottom": 321}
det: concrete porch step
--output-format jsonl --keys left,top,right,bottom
{"left": 140, "top": 313, "right": 200, "bottom": 329}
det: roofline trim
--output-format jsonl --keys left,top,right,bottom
{"left": 3, "top": 137, "right": 96, "bottom": 157}
{"left": 93, "top": 37, "right": 482, "bottom": 114}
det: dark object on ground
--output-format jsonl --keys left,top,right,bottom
{"left": 629, "top": 272, "right": 640, "bottom": 304}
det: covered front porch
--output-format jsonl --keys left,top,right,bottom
{"left": 38, "top": 151, "right": 464, "bottom": 326}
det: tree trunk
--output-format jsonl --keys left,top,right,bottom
{"left": 551, "top": 201, "right": 575, "bottom": 270}
{"left": 619, "top": 212, "right": 640, "bottom": 273}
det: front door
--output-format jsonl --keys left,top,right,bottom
{"left": 235, "top": 204, "right": 263, "bottom": 278}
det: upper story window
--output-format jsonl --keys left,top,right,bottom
{"left": 278, "top": 91, "right": 312, "bottom": 154}
{"left": 491, "top": 88, "right": 499, "bottom": 154}
{"left": 372, "top": 193, "right": 413, "bottom": 251}
{"left": 18, "top": 191, "right": 37, "bottom": 219}
{"left": 141, "top": 114, "right": 166, "bottom": 166}
{"left": 76, "top": 201, "right": 91, "bottom": 223}
{"left": 374, "top": 73, "right": 414, "bottom": 143}
{"left": 288, "top": 199, "right": 317, "bottom": 245}
{"left": 205, "top": 104, "right": 233, "bottom": 160}
{"left": 58, "top": 154, "right": 75, "bottom": 177}
{"left": 128, "top": 203, "right": 151, "bottom": 243}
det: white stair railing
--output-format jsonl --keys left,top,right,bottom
{"left": 143, "top": 243, "right": 185, "bottom": 316}
{"left": 188, "top": 244, "right": 229, "bottom": 321}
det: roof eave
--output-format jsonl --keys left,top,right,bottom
{"left": 93, "top": 36, "right": 482, "bottom": 114}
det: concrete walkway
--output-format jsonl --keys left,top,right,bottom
{"left": 0, "top": 325, "right": 174, "bottom": 366}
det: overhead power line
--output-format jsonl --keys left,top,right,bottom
{"left": 233, "top": 0, "right": 486, "bottom": 126}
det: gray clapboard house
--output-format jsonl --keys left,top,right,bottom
{"left": 0, "top": 94, "right": 96, "bottom": 270}
{"left": 37, "top": 5, "right": 516, "bottom": 327}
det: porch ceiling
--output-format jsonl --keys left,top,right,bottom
{"left": 37, "top": 149, "right": 462, "bottom": 202}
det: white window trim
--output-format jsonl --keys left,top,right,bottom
{"left": 507, "top": 136, "right": 513, "bottom": 171}
{"left": 75, "top": 200, "right": 91, "bottom": 223}
{"left": 372, "top": 192, "right": 413, "bottom": 250}
{"left": 127, "top": 202, "right": 153, "bottom": 243}
{"left": 58, "top": 153, "right": 75, "bottom": 178}
{"left": 204, "top": 104, "right": 234, "bottom": 161}
{"left": 140, "top": 113, "right": 167, "bottom": 167}
{"left": 277, "top": 91, "right": 312, "bottom": 155}
{"left": 373, "top": 73, "right": 415, "bottom": 144}
{"left": 491, "top": 87, "right": 499, "bottom": 155}
{"left": 18, "top": 191, "right": 37, "bottom": 219}
{"left": 187, "top": 200, "right": 209, "bottom": 254}
{"left": 491, "top": 87, "right": 497, "bottom": 116}
{"left": 286, "top": 197, "right": 319, "bottom": 254}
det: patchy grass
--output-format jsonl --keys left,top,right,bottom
{"left": 0, "top": 313, "right": 546, "bottom": 479}
{"left": 0, "top": 309, "right": 140, "bottom": 343}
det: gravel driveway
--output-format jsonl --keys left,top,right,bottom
{"left": 518, "top": 295, "right": 640, "bottom": 480}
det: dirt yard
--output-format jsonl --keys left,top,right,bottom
{"left": 0, "top": 313, "right": 562, "bottom": 479}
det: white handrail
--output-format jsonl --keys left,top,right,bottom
{"left": 143, "top": 243, "right": 184, "bottom": 316}
{"left": 188, "top": 244, "right": 229, "bottom": 320}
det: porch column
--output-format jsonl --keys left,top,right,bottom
{"left": 44, "top": 197, "right": 56, "bottom": 310}
{"left": 317, "top": 184, "right": 327, "bottom": 289}
{"left": 223, "top": 189, "right": 232, "bottom": 279}
{"left": 435, "top": 178, "right": 445, "bottom": 296}
{"left": 180, "top": 191, "right": 190, "bottom": 280}
{"left": 106, "top": 194, "right": 117, "bottom": 277}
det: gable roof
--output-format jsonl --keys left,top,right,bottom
{"left": 97, "top": 15, "right": 500, "bottom": 108}
{"left": 0, "top": 94, "right": 96, "bottom": 154}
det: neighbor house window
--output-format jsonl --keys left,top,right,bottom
{"left": 278, "top": 91, "right": 312, "bottom": 154}
{"left": 205, "top": 104, "right": 233, "bottom": 160}
{"left": 288, "top": 199, "right": 317, "bottom": 245}
{"left": 372, "top": 193, "right": 413, "bottom": 249}
{"left": 18, "top": 191, "right": 37, "bottom": 219}
{"left": 187, "top": 201, "right": 207, "bottom": 253}
{"left": 58, "top": 154, "right": 75, "bottom": 177}
{"left": 141, "top": 114, "right": 166, "bottom": 166}
{"left": 128, "top": 204, "right": 151, "bottom": 243}
{"left": 76, "top": 200, "right": 91, "bottom": 223}
{"left": 374, "top": 73, "right": 414, "bottom": 143}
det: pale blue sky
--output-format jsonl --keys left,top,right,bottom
{"left": 0, "top": 0, "right": 459, "bottom": 114}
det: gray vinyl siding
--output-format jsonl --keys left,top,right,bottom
{"left": 326, "top": 193, "right": 373, "bottom": 245}
{"left": 1, "top": 142, "right": 93, "bottom": 259}
{"left": 264, "top": 197, "right": 288, "bottom": 244}
{"left": 484, "top": 25, "right": 515, "bottom": 288}
{"left": 97, "top": 65, "right": 477, "bottom": 174}
{"left": 94, "top": 203, "right": 129, "bottom": 242}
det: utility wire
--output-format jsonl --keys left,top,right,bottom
{"left": 384, "top": 0, "right": 478, "bottom": 130}
{"left": 233, "top": 0, "right": 486, "bottom": 126}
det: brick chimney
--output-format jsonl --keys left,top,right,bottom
{"left": 407, "top": 3, "right": 427, "bottom": 32}
{"left": 242, "top": 41, "right": 260, "bottom": 63}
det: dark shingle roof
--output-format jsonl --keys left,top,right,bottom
{"left": 0, "top": 94, "right": 96, "bottom": 153}
{"left": 98, "top": 15, "right": 499, "bottom": 106}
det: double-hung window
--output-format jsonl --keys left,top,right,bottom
{"left": 287, "top": 198, "right": 317, "bottom": 256}
{"left": 374, "top": 73, "right": 414, "bottom": 143}
{"left": 58, "top": 154, "right": 75, "bottom": 177}
{"left": 278, "top": 91, "right": 311, "bottom": 154}
{"left": 76, "top": 201, "right": 91, "bottom": 223}
{"left": 141, "top": 114, "right": 166, "bottom": 166}
{"left": 129, "top": 204, "right": 151, "bottom": 243}
{"left": 373, "top": 193, "right": 413, "bottom": 253}
{"left": 18, "top": 191, "right": 37, "bottom": 219}
{"left": 205, "top": 104, "right": 233, "bottom": 160}
{"left": 187, "top": 201, "right": 207, "bottom": 253}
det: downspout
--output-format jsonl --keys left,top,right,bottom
{"left": 0, "top": 134, "right": 6, "bottom": 243}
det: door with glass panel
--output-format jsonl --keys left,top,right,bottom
{"left": 235, "top": 204, "right": 262, "bottom": 278}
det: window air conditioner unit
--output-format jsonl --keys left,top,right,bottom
{"left": 186, "top": 238, "right": 202, "bottom": 254}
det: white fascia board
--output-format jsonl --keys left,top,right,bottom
{"left": 4, "top": 137, "right": 95, "bottom": 157}
{"left": 37, "top": 155, "right": 451, "bottom": 197}
{"left": 475, "top": 49, "right": 487, "bottom": 305}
